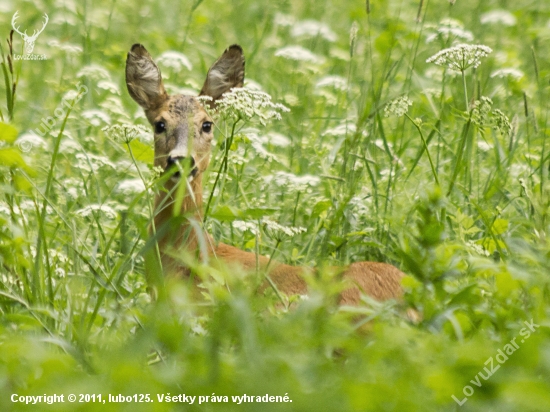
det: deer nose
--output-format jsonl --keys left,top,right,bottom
{"left": 166, "top": 156, "right": 197, "bottom": 178}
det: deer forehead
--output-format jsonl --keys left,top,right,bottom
{"left": 146, "top": 95, "right": 209, "bottom": 126}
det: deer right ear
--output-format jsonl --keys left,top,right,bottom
{"left": 199, "top": 44, "right": 245, "bottom": 102}
{"left": 126, "top": 44, "right": 168, "bottom": 110}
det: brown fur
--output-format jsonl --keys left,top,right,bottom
{"left": 126, "top": 44, "right": 405, "bottom": 305}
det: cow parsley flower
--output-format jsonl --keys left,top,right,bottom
{"left": 262, "top": 218, "right": 306, "bottom": 238}
{"left": 471, "top": 96, "right": 493, "bottom": 125}
{"left": 384, "top": 96, "right": 413, "bottom": 118}
{"left": 426, "top": 44, "right": 493, "bottom": 72}
{"left": 480, "top": 10, "right": 517, "bottom": 26}
{"left": 117, "top": 178, "right": 146, "bottom": 194}
{"left": 77, "top": 64, "right": 111, "bottom": 80}
{"left": 291, "top": 20, "right": 337, "bottom": 42}
{"left": 425, "top": 19, "right": 474, "bottom": 44}
{"left": 206, "top": 88, "right": 290, "bottom": 126}
{"left": 492, "top": 109, "right": 512, "bottom": 136}
{"left": 156, "top": 51, "right": 193, "bottom": 72}
{"left": 274, "top": 45, "right": 325, "bottom": 64}
{"left": 491, "top": 68, "right": 524, "bottom": 81}
{"left": 316, "top": 75, "right": 348, "bottom": 91}
{"left": 75, "top": 204, "right": 117, "bottom": 219}
{"left": 102, "top": 124, "right": 149, "bottom": 144}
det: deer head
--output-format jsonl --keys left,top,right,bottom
{"left": 126, "top": 43, "right": 244, "bottom": 220}
{"left": 11, "top": 11, "right": 49, "bottom": 54}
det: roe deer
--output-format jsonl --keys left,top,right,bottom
{"left": 125, "top": 43, "right": 405, "bottom": 305}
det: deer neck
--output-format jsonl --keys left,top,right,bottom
{"left": 153, "top": 174, "right": 206, "bottom": 249}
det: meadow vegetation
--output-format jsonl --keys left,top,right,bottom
{"left": 0, "top": 0, "right": 549, "bottom": 410}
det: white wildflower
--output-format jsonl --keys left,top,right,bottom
{"left": 75, "top": 153, "right": 115, "bottom": 172}
{"left": 425, "top": 18, "right": 474, "bottom": 44}
{"left": 262, "top": 218, "right": 306, "bottom": 238}
{"left": 75, "top": 204, "right": 117, "bottom": 219}
{"left": 384, "top": 96, "right": 413, "bottom": 118}
{"left": 117, "top": 178, "right": 146, "bottom": 194}
{"left": 245, "top": 131, "right": 278, "bottom": 162}
{"left": 243, "top": 79, "right": 263, "bottom": 91}
{"left": 491, "top": 68, "right": 524, "bottom": 81}
{"left": 59, "top": 137, "right": 82, "bottom": 153}
{"left": 232, "top": 220, "right": 260, "bottom": 236}
{"left": 264, "top": 171, "right": 320, "bottom": 191}
{"left": 209, "top": 88, "right": 290, "bottom": 126}
{"left": 0, "top": 202, "right": 10, "bottom": 215}
{"left": 156, "top": 51, "right": 193, "bottom": 72}
{"left": 323, "top": 123, "right": 357, "bottom": 136}
{"left": 274, "top": 13, "right": 295, "bottom": 27}
{"left": 100, "top": 96, "right": 130, "bottom": 119}
{"left": 82, "top": 110, "right": 111, "bottom": 126}
{"left": 426, "top": 44, "right": 493, "bottom": 72}
{"left": 102, "top": 123, "right": 149, "bottom": 144}
{"left": 315, "top": 75, "right": 348, "bottom": 91}
{"left": 265, "top": 132, "right": 291, "bottom": 147}
{"left": 466, "top": 240, "right": 490, "bottom": 257}
{"left": 97, "top": 80, "right": 120, "bottom": 94}
{"left": 15, "top": 133, "right": 48, "bottom": 151}
{"left": 480, "top": 10, "right": 517, "bottom": 26}
{"left": 477, "top": 140, "right": 493, "bottom": 152}
{"left": 48, "top": 40, "right": 82, "bottom": 54}
{"left": 63, "top": 89, "right": 81, "bottom": 102}
{"left": 274, "top": 45, "right": 325, "bottom": 64}
{"left": 77, "top": 64, "right": 111, "bottom": 80}
{"left": 291, "top": 20, "right": 337, "bottom": 42}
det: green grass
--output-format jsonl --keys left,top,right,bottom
{"left": 1, "top": 0, "right": 550, "bottom": 411}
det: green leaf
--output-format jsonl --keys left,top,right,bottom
{"left": 492, "top": 218, "right": 509, "bottom": 235}
{"left": 0, "top": 122, "right": 17, "bottom": 143}
{"left": 126, "top": 139, "right": 154, "bottom": 163}
{"left": 0, "top": 148, "right": 27, "bottom": 169}
{"left": 312, "top": 200, "right": 332, "bottom": 218}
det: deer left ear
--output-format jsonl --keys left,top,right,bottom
{"left": 199, "top": 45, "right": 245, "bottom": 102}
{"left": 126, "top": 44, "right": 168, "bottom": 110}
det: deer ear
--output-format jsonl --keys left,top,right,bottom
{"left": 126, "top": 44, "right": 168, "bottom": 110}
{"left": 199, "top": 45, "right": 245, "bottom": 101}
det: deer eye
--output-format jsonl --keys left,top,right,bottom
{"left": 154, "top": 121, "right": 166, "bottom": 134}
{"left": 202, "top": 121, "right": 213, "bottom": 133}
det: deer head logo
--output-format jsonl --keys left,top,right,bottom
{"left": 11, "top": 11, "right": 49, "bottom": 55}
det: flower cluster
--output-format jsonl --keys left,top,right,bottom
{"left": 471, "top": 96, "right": 493, "bottom": 125}
{"left": 206, "top": 88, "right": 290, "bottom": 126}
{"left": 425, "top": 19, "right": 474, "bottom": 44}
{"left": 264, "top": 171, "right": 320, "bottom": 192}
{"left": 291, "top": 20, "right": 337, "bottom": 42}
{"left": 480, "top": 10, "right": 517, "bottom": 26}
{"left": 274, "top": 45, "right": 325, "bottom": 64}
{"left": 156, "top": 51, "right": 193, "bottom": 72}
{"left": 471, "top": 98, "right": 512, "bottom": 136}
{"left": 232, "top": 218, "right": 306, "bottom": 239}
{"left": 491, "top": 68, "right": 524, "bottom": 81}
{"left": 426, "top": 44, "right": 493, "bottom": 72}
{"left": 492, "top": 109, "right": 513, "bottom": 136}
{"left": 102, "top": 124, "right": 149, "bottom": 144}
{"left": 384, "top": 96, "right": 413, "bottom": 118}
{"left": 262, "top": 218, "right": 306, "bottom": 238}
